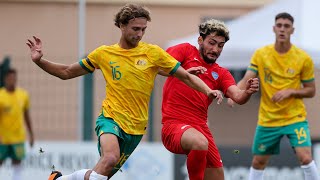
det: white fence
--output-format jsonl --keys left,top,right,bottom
{"left": 1, "top": 141, "right": 320, "bottom": 180}
{"left": 0, "top": 141, "right": 173, "bottom": 180}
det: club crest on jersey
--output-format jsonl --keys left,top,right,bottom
{"left": 287, "top": 68, "right": 295, "bottom": 75}
{"left": 113, "top": 126, "right": 119, "bottom": 133}
{"left": 211, "top": 72, "right": 219, "bottom": 80}
{"left": 136, "top": 59, "right": 147, "bottom": 66}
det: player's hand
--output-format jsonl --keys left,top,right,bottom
{"left": 26, "top": 36, "right": 43, "bottom": 63}
{"left": 271, "top": 89, "right": 293, "bottom": 102}
{"left": 186, "top": 66, "right": 207, "bottom": 75}
{"left": 207, "top": 90, "right": 223, "bottom": 104}
{"left": 245, "top": 78, "right": 259, "bottom": 95}
{"left": 227, "top": 98, "right": 235, "bottom": 107}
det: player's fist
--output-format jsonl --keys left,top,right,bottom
{"left": 245, "top": 78, "right": 259, "bottom": 95}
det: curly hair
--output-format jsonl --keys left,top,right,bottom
{"left": 199, "top": 19, "right": 230, "bottom": 42}
{"left": 114, "top": 4, "right": 151, "bottom": 28}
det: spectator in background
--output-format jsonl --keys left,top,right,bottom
{"left": 0, "top": 68, "right": 34, "bottom": 180}
{"left": 160, "top": 19, "right": 259, "bottom": 180}
{"left": 228, "top": 12, "right": 320, "bottom": 180}
{"left": 27, "top": 3, "right": 224, "bottom": 180}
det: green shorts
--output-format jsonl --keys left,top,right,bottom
{"left": 252, "top": 121, "right": 311, "bottom": 155}
{"left": 0, "top": 143, "right": 26, "bottom": 161}
{"left": 95, "top": 114, "right": 143, "bottom": 175}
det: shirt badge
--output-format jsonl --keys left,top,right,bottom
{"left": 211, "top": 72, "right": 219, "bottom": 80}
{"left": 136, "top": 59, "right": 147, "bottom": 66}
{"left": 287, "top": 68, "right": 295, "bottom": 75}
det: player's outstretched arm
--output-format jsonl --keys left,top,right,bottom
{"left": 173, "top": 66, "right": 223, "bottom": 104}
{"left": 158, "top": 66, "right": 207, "bottom": 77}
{"left": 227, "top": 70, "right": 259, "bottom": 106}
{"left": 26, "top": 36, "right": 88, "bottom": 80}
{"left": 226, "top": 78, "right": 259, "bottom": 105}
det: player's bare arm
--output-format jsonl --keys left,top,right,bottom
{"left": 24, "top": 109, "right": 34, "bottom": 147}
{"left": 237, "top": 70, "right": 258, "bottom": 89}
{"left": 227, "top": 70, "right": 258, "bottom": 106}
{"left": 272, "top": 81, "right": 315, "bottom": 102}
{"left": 26, "top": 36, "right": 88, "bottom": 80}
{"left": 226, "top": 78, "right": 259, "bottom": 105}
{"left": 173, "top": 66, "right": 223, "bottom": 104}
{"left": 158, "top": 66, "right": 207, "bottom": 76}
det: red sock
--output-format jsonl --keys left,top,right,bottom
{"left": 187, "top": 150, "right": 207, "bottom": 180}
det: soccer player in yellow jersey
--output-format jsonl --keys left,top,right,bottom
{"left": 27, "top": 3, "right": 224, "bottom": 180}
{"left": 228, "top": 12, "right": 320, "bottom": 180}
{"left": 0, "top": 69, "right": 34, "bottom": 180}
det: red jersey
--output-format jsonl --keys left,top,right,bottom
{"left": 162, "top": 43, "right": 236, "bottom": 125}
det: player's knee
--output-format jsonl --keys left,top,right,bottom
{"left": 100, "top": 153, "right": 120, "bottom": 169}
{"left": 191, "top": 136, "right": 208, "bottom": 150}
{"left": 252, "top": 157, "right": 268, "bottom": 169}
{"left": 299, "top": 155, "right": 313, "bottom": 165}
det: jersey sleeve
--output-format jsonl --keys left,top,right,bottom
{"left": 219, "top": 70, "right": 236, "bottom": 95}
{"left": 79, "top": 47, "right": 101, "bottom": 73}
{"left": 148, "top": 45, "right": 181, "bottom": 75}
{"left": 301, "top": 56, "right": 315, "bottom": 83}
{"left": 247, "top": 50, "right": 259, "bottom": 73}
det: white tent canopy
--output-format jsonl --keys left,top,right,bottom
{"left": 166, "top": 0, "right": 320, "bottom": 69}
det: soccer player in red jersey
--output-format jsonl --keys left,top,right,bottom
{"left": 161, "top": 19, "right": 259, "bottom": 180}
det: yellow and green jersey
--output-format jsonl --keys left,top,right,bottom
{"left": 80, "top": 42, "right": 180, "bottom": 135}
{"left": 0, "top": 88, "right": 29, "bottom": 144}
{"left": 248, "top": 44, "right": 314, "bottom": 127}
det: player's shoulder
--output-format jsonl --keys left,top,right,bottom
{"left": 139, "top": 42, "right": 162, "bottom": 50}
{"left": 16, "top": 87, "right": 29, "bottom": 96}
{"left": 137, "top": 42, "right": 167, "bottom": 57}
{"left": 172, "top": 43, "right": 194, "bottom": 48}
{"left": 291, "top": 45, "right": 311, "bottom": 58}
{"left": 0, "top": 89, "right": 3, "bottom": 104}
{"left": 95, "top": 44, "right": 116, "bottom": 51}
{"left": 255, "top": 44, "right": 273, "bottom": 53}
{"left": 168, "top": 43, "right": 196, "bottom": 50}
{"left": 89, "top": 44, "right": 120, "bottom": 53}
{"left": 0, "top": 88, "right": 5, "bottom": 95}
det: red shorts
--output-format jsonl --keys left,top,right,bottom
{"left": 161, "top": 122, "right": 223, "bottom": 168}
